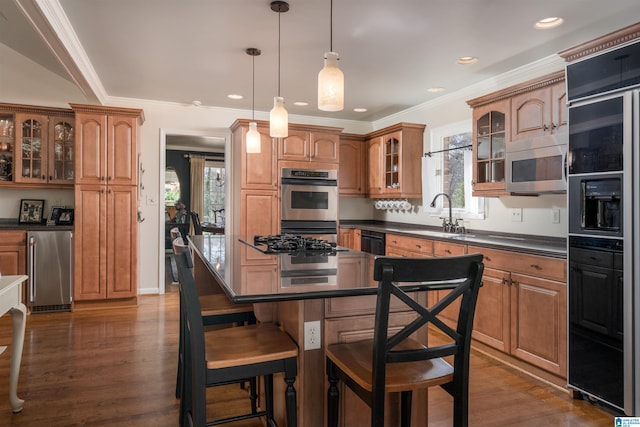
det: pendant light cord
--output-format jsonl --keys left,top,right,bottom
{"left": 252, "top": 54, "right": 256, "bottom": 120}
{"left": 330, "top": 0, "right": 333, "bottom": 52}
{"left": 277, "top": 10, "right": 281, "bottom": 97}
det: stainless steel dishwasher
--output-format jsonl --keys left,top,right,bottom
{"left": 27, "top": 230, "right": 73, "bottom": 312}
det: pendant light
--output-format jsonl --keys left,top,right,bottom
{"left": 270, "top": 1, "right": 289, "bottom": 138}
{"left": 245, "top": 48, "right": 262, "bottom": 153}
{"left": 318, "top": 0, "right": 344, "bottom": 111}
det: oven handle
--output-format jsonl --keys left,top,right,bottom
{"left": 281, "top": 178, "right": 337, "bottom": 186}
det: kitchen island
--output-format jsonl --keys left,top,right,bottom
{"left": 189, "top": 234, "right": 432, "bottom": 426}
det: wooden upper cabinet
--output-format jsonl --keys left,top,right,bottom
{"left": 48, "top": 116, "right": 75, "bottom": 184}
{"left": 107, "top": 115, "right": 138, "bottom": 185}
{"left": 468, "top": 70, "right": 566, "bottom": 197}
{"left": 278, "top": 124, "right": 341, "bottom": 163}
{"left": 511, "top": 79, "right": 567, "bottom": 141}
{"left": 231, "top": 119, "right": 277, "bottom": 190}
{"left": 339, "top": 133, "right": 366, "bottom": 196}
{"left": 71, "top": 104, "right": 143, "bottom": 187}
{"left": 365, "top": 123, "right": 425, "bottom": 198}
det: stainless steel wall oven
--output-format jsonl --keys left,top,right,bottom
{"left": 280, "top": 168, "right": 338, "bottom": 236}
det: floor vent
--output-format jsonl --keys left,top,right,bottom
{"left": 31, "top": 304, "right": 72, "bottom": 313}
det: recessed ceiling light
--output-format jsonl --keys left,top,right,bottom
{"left": 294, "top": 101, "right": 309, "bottom": 106}
{"left": 191, "top": 100, "right": 202, "bottom": 107}
{"left": 535, "top": 17, "right": 564, "bottom": 29}
{"left": 428, "top": 87, "right": 445, "bottom": 93}
{"left": 227, "top": 94, "right": 243, "bottom": 100}
{"left": 456, "top": 56, "right": 478, "bottom": 65}
{"left": 353, "top": 108, "right": 367, "bottom": 113}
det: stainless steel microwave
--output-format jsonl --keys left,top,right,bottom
{"left": 505, "top": 133, "right": 568, "bottom": 194}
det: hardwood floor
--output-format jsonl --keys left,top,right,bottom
{"left": 0, "top": 286, "right": 617, "bottom": 426}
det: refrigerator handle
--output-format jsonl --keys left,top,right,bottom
{"left": 69, "top": 232, "right": 73, "bottom": 302}
{"left": 29, "top": 236, "right": 36, "bottom": 302}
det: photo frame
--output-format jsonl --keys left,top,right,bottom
{"left": 49, "top": 206, "right": 64, "bottom": 224}
{"left": 56, "top": 208, "right": 74, "bottom": 225}
{"left": 18, "top": 199, "right": 45, "bottom": 224}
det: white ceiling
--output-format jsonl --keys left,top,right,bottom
{"left": 1, "top": 0, "right": 640, "bottom": 123}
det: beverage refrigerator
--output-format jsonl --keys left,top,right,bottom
{"left": 27, "top": 230, "right": 73, "bottom": 312}
{"left": 566, "top": 39, "right": 640, "bottom": 415}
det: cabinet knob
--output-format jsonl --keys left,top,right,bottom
{"left": 551, "top": 122, "right": 557, "bottom": 129}
{"left": 502, "top": 277, "right": 509, "bottom": 285}
{"left": 445, "top": 249, "right": 451, "bottom": 254}
{"left": 100, "top": 176, "right": 105, "bottom": 181}
{"left": 108, "top": 176, "right": 112, "bottom": 181}
{"left": 543, "top": 124, "right": 549, "bottom": 131}
{"left": 485, "top": 256, "right": 491, "bottom": 262}
{"left": 530, "top": 264, "right": 542, "bottom": 270}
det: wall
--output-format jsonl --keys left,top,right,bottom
{"left": 2, "top": 41, "right": 569, "bottom": 296}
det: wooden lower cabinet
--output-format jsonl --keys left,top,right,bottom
{"left": 74, "top": 184, "right": 137, "bottom": 301}
{"left": 0, "top": 230, "right": 27, "bottom": 304}
{"left": 338, "top": 227, "right": 361, "bottom": 250}
{"left": 467, "top": 245, "right": 567, "bottom": 377}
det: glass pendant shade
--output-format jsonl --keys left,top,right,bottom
{"left": 318, "top": 52, "right": 344, "bottom": 111}
{"left": 245, "top": 121, "right": 261, "bottom": 153}
{"left": 270, "top": 96, "right": 288, "bottom": 137}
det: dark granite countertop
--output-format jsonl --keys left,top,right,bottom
{"left": 0, "top": 218, "right": 73, "bottom": 231}
{"left": 340, "top": 220, "right": 566, "bottom": 258}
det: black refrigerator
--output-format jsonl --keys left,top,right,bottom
{"left": 566, "top": 39, "right": 640, "bottom": 415}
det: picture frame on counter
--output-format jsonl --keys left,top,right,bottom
{"left": 47, "top": 206, "right": 64, "bottom": 226}
{"left": 56, "top": 208, "right": 74, "bottom": 226}
{"left": 18, "top": 199, "right": 45, "bottom": 224}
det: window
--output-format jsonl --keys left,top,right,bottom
{"left": 426, "top": 120, "right": 484, "bottom": 219}
{"left": 203, "top": 161, "right": 225, "bottom": 225}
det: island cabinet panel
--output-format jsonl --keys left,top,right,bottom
{"left": 338, "top": 133, "right": 366, "bottom": 196}
{"left": 324, "top": 312, "right": 428, "bottom": 427}
{"left": 467, "top": 245, "right": 567, "bottom": 378}
{"left": 71, "top": 104, "right": 143, "bottom": 304}
{"left": 239, "top": 190, "right": 278, "bottom": 261}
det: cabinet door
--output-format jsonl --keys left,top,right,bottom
{"left": 75, "top": 113, "right": 108, "bottom": 185}
{"left": 472, "top": 100, "right": 509, "bottom": 196}
{"left": 14, "top": 113, "right": 48, "bottom": 183}
{"left": 511, "top": 87, "right": 552, "bottom": 141}
{"left": 240, "top": 190, "right": 278, "bottom": 263}
{"left": 74, "top": 185, "right": 108, "bottom": 300}
{"left": 310, "top": 131, "right": 339, "bottom": 163}
{"left": 279, "top": 129, "right": 309, "bottom": 161}
{"left": 510, "top": 273, "right": 567, "bottom": 377}
{"left": 241, "top": 125, "right": 277, "bottom": 189}
{"left": 0, "top": 231, "right": 26, "bottom": 276}
{"left": 471, "top": 267, "right": 511, "bottom": 352}
{"left": 338, "top": 136, "right": 365, "bottom": 196}
{"left": 48, "top": 116, "right": 75, "bottom": 184}
{"left": 106, "top": 185, "right": 138, "bottom": 298}
{"left": 107, "top": 115, "right": 138, "bottom": 186}
{"left": 366, "top": 137, "right": 383, "bottom": 195}
{"left": 382, "top": 131, "right": 402, "bottom": 195}
{"left": 551, "top": 81, "right": 568, "bottom": 134}
{"left": 432, "top": 241, "right": 467, "bottom": 326}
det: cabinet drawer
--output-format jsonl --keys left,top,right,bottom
{"left": 386, "top": 234, "right": 433, "bottom": 255}
{"left": 433, "top": 240, "right": 467, "bottom": 257}
{"left": 468, "top": 245, "right": 566, "bottom": 282}
{"left": 0, "top": 230, "right": 27, "bottom": 246}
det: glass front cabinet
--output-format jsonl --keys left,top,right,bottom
{"left": 0, "top": 104, "right": 75, "bottom": 187}
{"left": 471, "top": 99, "right": 509, "bottom": 196}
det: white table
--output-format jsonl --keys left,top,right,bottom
{"left": 0, "top": 275, "right": 28, "bottom": 413}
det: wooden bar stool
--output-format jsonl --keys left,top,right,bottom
{"left": 175, "top": 245, "right": 299, "bottom": 426}
{"left": 326, "top": 255, "right": 484, "bottom": 427}
{"left": 172, "top": 237, "right": 256, "bottom": 404}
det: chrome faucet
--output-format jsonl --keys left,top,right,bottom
{"left": 430, "top": 192, "right": 456, "bottom": 233}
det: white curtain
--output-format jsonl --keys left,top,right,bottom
{"left": 189, "top": 155, "right": 205, "bottom": 234}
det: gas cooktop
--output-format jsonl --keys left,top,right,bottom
{"left": 242, "top": 234, "right": 346, "bottom": 255}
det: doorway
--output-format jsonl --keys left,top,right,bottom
{"left": 159, "top": 129, "right": 229, "bottom": 293}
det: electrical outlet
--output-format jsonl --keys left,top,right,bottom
{"left": 304, "top": 320, "right": 321, "bottom": 350}
{"left": 510, "top": 208, "right": 523, "bottom": 222}
{"left": 552, "top": 208, "right": 561, "bottom": 224}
